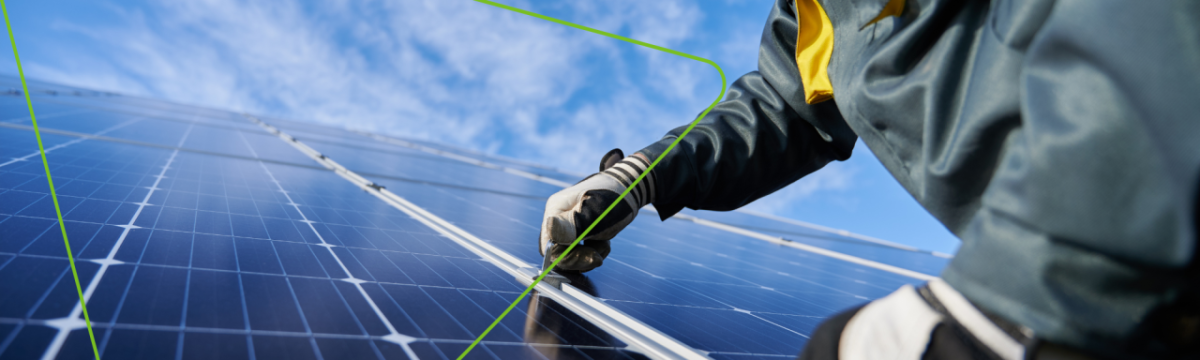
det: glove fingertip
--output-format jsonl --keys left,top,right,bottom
{"left": 548, "top": 215, "right": 577, "bottom": 244}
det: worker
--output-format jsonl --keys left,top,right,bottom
{"left": 538, "top": 0, "right": 1199, "bottom": 358}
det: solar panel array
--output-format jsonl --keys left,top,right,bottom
{"left": 0, "top": 76, "right": 950, "bottom": 360}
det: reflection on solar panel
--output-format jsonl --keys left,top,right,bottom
{"left": 0, "top": 76, "right": 950, "bottom": 360}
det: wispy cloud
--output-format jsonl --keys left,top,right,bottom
{"left": 32, "top": 0, "right": 716, "bottom": 174}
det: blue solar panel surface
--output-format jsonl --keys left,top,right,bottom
{"left": 1, "top": 77, "right": 951, "bottom": 360}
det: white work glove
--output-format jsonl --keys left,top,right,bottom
{"left": 539, "top": 149, "right": 657, "bottom": 272}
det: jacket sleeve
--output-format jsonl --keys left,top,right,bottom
{"left": 636, "top": 0, "right": 857, "bottom": 220}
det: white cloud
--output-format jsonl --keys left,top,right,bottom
{"left": 32, "top": 0, "right": 723, "bottom": 176}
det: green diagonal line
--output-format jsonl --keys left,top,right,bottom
{"left": 460, "top": 1, "right": 727, "bottom": 359}
{"left": 1, "top": 1, "right": 101, "bottom": 359}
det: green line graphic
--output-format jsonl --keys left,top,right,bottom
{"left": 1, "top": 1, "right": 102, "bottom": 359}
{"left": 461, "top": 1, "right": 727, "bottom": 358}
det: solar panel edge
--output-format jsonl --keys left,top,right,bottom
{"left": 243, "top": 116, "right": 712, "bottom": 360}
{"left": 352, "top": 130, "right": 576, "bottom": 188}
{"left": 730, "top": 209, "right": 953, "bottom": 258}
{"left": 668, "top": 214, "right": 937, "bottom": 281}
{"left": 340, "top": 128, "right": 580, "bottom": 177}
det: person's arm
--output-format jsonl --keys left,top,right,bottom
{"left": 638, "top": 0, "right": 856, "bottom": 219}
{"left": 537, "top": 0, "right": 857, "bottom": 272}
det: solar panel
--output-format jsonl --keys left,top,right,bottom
{"left": 1, "top": 76, "right": 951, "bottom": 360}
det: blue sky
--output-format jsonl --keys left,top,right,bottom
{"left": 1, "top": 0, "right": 960, "bottom": 254}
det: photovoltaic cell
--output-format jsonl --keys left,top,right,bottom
{"left": 2, "top": 76, "right": 951, "bottom": 359}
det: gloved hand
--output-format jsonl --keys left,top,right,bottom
{"left": 539, "top": 148, "right": 657, "bottom": 272}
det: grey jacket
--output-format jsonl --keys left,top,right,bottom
{"left": 637, "top": 0, "right": 1200, "bottom": 355}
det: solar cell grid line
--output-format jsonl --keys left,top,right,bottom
{"left": 731, "top": 210, "right": 926, "bottom": 253}
{"left": 243, "top": 165, "right": 335, "bottom": 359}
{"left": 237, "top": 131, "right": 420, "bottom": 360}
{"left": 273, "top": 135, "right": 565, "bottom": 199}
{"left": 39, "top": 123, "right": 193, "bottom": 360}
{"left": 599, "top": 244, "right": 837, "bottom": 305}
{"left": 2, "top": 94, "right": 264, "bottom": 136}
{"left": 99, "top": 152, "right": 320, "bottom": 359}
{"left": 590, "top": 248, "right": 873, "bottom": 321}
{"left": 0, "top": 143, "right": 168, "bottom": 240}
{"left": 601, "top": 240, "right": 882, "bottom": 304}
{"left": 1, "top": 102, "right": 138, "bottom": 135}
{"left": 275, "top": 135, "right": 496, "bottom": 173}
{"left": 348, "top": 131, "right": 574, "bottom": 188}
{"left": 362, "top": 132, "right": 563, "bottom": 173}
{"left": 225, "top": 162, "right": 259, "bottom": 360}
{"left": 0, "top": 154, "right": 159, "bottom": 308}
{"left": 1, "top": 107, "right": 91, "bottom": 124}
{"left": 671, "top": 214, "right": 935, "bottom": 282}
{"left": 621, "top": 219, "right": 924, "bottom": 290}
{"left": 0, "top": 123, "right": 366, "bottom": 188}
{"left": 664, "top": 209, "right": 952, "bottom": 276}
{"left": 0, "top": 123, "right": 552, "bottom": 207}
{"left": 0, "top": 118, "right": 140, "bottom": 168}
{"left": 0, "top": 85, "right": 250, "bottom": 126}
{"left": 178, "top": 152, "right": 253, "bottom": 360}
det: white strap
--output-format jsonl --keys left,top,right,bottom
{"left": 839, "top": 285, "right": 944, "bottom": 360}
{"left": 928, "top": 279, "right": 1025, "bottom": 360}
